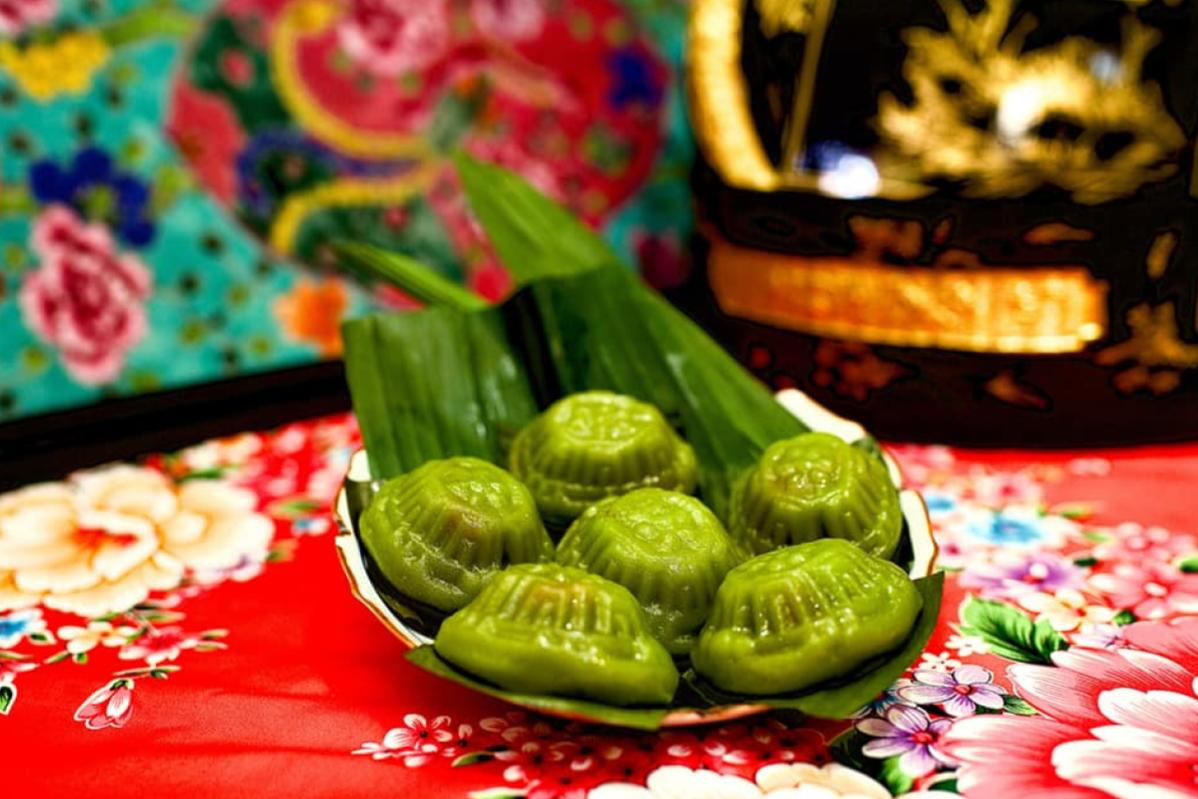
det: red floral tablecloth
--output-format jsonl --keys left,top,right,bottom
{"left": 3, "top": 414, "right": 1197, "bottom": 799}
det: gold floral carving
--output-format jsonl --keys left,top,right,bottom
{"left": 687, "top": 0, "right": 780, "bottom": 190}
{"left": 984, "top": 370, "right": 1049, "bottom": 409}
{"left": 1095, "top": 303, "right": 1198, "bottom": 395}
{"left": 812, "top": 341, "right": 909, "bottom": 400}
{"left": 876, "top": 0, "right": 1184, "bottom": 203}
{"left": 1145, "top": 231, "right": 1178, "bottom": 279}
{"left": 755, "top": 0, "right": 815, "bottom": 36}
{"left": 1023, "top": 223, "right": 1094, "bottom": 245}
{"left": 706, "top": 232, "right": 1107, "bottom": 354}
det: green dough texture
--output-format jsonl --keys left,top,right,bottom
{"left": 509, "top": 391, "right": 698, "bottom": 527}
{"left": 434, "top": 563, "right": 679, "bottom": 706}
{"left": 359, "top": 457, "right": 553, "bottom": 612}
{"left": 556, "top": 488, "right": 745, "bottom": 655}
{"left": 729, "top": 432, "right": 902, "bottom": 558}
{"left": 692, "top": 539, "right": 923, "bottom": 695}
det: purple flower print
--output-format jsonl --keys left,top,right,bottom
{"left": 897, "top": 665, "right": 1006, "bottom": 717}
{"left": 856, "top": 705, "right": 956, "bottom": 777}
{"left": 959, "top": 552, "right": 1083, "bottom": 600}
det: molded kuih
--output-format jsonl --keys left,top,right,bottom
{"left": 433, "top": 563, "right": 679, "bottom": 706}
{"left": 510, "top": 392, "right": 698, "bottom": 526}
{"left": 407, "top": 572, "right": 944, "bottom": 727}
{"left": 729, "top": 433, "right": 903, "bottom": 558}
{"left": 556, "top": 488, "right": 745, "bottom": 654}
{"left": 692, "top": 540, "right": 924, "bottom": 696}
{"left": 359, "top": 457, "right": 553, "bottom": 612}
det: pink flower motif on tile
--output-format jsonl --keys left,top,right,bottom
{"left": 0, "top": 0, "right": 55, "bottom": 36}
{"left": 19, "top": 205, "right": 151, "bottom": 385}
{"left": 471, "top": 0, "right": 545, "bottom": 41}
{"left": 336, "top": 0, "right": 449, "bottom": 77}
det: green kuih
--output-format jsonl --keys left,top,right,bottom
{"left": 509, "top": 391, "right": 698, "bottom": 527}
{"left": 434, "top": 563, "right": 679, "bottom": 705}
{"left": 556, "top": 488, "right": 746, "bottom": 655}
{"left": 359, "top": 457, "right": 553, "bottom": 612}
{"left": 728, "top": 432, "right": 902, "bottom": 558}
{"left": 693, "top": 539, "right": 922, "bottom": 695}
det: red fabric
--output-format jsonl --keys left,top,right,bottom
{"left": 4, "top": 416, "right": 1198, "bottom": 797}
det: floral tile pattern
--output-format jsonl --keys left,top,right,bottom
{"left": 0, "top": 0, "right": 692, "bottom": 420}
{"left": 1, "top": 414, "right": 1197, "bottom": 799}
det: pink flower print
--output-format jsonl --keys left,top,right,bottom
{"left": 942, "top": 617, "right": 1198, "bottom": 799}
{"left": 0, "top": 0, "right": 55, "bottom": 36}
{"left": 898, "top": 666, "right": 1006, "bottom": 717}
{"left": 118, "top": 627, "right": 200, "bottom": 665}
{"left": 470, "top": 0, "right": 545, "bottom": 41}
{"left": 0, "top": 655, "right": 37, "bottom": 681}
{"left": 856, "top": 705, "right": 957, "bottom": 777}
{"left": 336, "top": 0, "right": 449, "bottom": 77}
{"left": 1018, "top": 588, "right": 1116, "bottom": 632}
{"left": 1091, "top": 522, "right": 1198, "bottom": 567}
{"left": 1088, "top": 562, "right": 1198, "bottom": 620}
{"left": 966, "top": 469, "right": 1043, "bottom": 508}
{"left": 20, "top": 205, "right": 151, "bottom": 384}
{"left": 960, "top": 551, "right": 1085, "bottom": 601}
{"left": 887, "top": 444, "right": 955, "bottom": 486}
{"left": 1069, "top": 622, "right": 1127, "bottom": 651}
{"left": 74, "top": 679, "right": 134, "bottom": 730}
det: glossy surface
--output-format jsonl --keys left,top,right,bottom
{"left": 729, "top": 432, "right": 902, "bottom": 557}
{"left": 556, "top": 488, "right": 746, "bottom": 655}
{"left": 359, "top": 457, "right": 553, "bottom": 612}
{"left": 434, "top": 563, "right": 679, "bottom": 706}
{"left": 693, "top": 539, "right": 923, "bottom": 695}
{"left": 509, "top": 391, "right": 698, "bottom": 526}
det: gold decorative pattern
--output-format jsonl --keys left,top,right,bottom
{"left": 268, "top": 165, "right": 439, "bottom": 255}
{"left": 876, "top": 0, "right": 1185, "bottom": 203}
{"left": 984, "top": 370, "right": 1049, "bottom": 409}
{"left": 812, "top": 341, "right": 909, "bottom": 401}
{"left": 1023, "top": 223, "right": 1094, "bottom": 245}
{"left": 687, "top": 0, "right": 780, "bottom": 190}
{"left": 1095, "top": 302, "right": 1198, "bottom": 394}
{"left": 755, "top": 0, "right": 815, "bottom": 36}
{"left": 1145, "top": 231, "right": 1178, "bottom": 279}
{"left": 706, "top": 232, "right": 1108, "bottom": 354}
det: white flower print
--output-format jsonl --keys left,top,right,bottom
{"left": 918, "top": 651, "right": 962, "bottom": 673}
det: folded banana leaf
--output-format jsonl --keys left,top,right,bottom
{"left": 343, "top": 266, "right": 808, "bottom": 517}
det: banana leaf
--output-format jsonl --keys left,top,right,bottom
{"left": 449, "top": 152, "right": 625, "bottom": 282}
{"left": 342, "top": 267, "right": 808, "bottom": 515}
